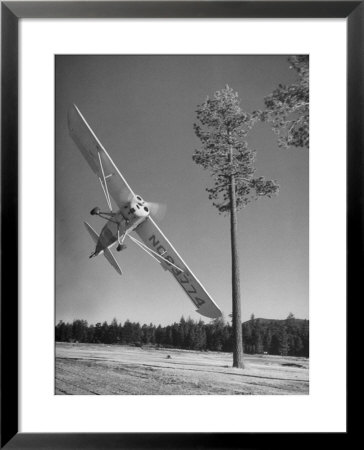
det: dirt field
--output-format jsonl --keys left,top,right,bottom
{"left": 56, "top": 342, "right": 309, "bottom": 395}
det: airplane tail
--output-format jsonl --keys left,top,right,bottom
{"left": 84, "top": 222, "right": 122, "bottom": 275}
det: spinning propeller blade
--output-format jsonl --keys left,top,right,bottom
{"left": 146, "top": 202, "right": 167, "bottom": 221}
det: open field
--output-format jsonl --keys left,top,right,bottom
{"left": 56, "top": 342, "right": 309, "bottom": 395}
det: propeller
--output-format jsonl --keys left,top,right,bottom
{"left": 123, "top": 193, "right": 167, "bottom": 221}
{"left": 118, "top": 189, "right": 135, "bottom": 208}
{"left": 145, "top": 201, "right": 167, "bottom": 221}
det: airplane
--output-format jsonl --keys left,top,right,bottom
{"left": 67, "top": 104, "right": 222, "bottom": 320}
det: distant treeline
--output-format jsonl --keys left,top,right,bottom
{"left": 55, "top": 313, "right": 309, "bottom": 357}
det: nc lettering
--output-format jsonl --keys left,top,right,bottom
{"left": 148, "top": 234, "right": 205, "bottom": 307}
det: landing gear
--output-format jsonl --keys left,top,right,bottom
{"left": 117, "top": 226, "right": 127, "bottom": 251}
{"left": 90, "top": 207, "right": 101, "bottom": 216}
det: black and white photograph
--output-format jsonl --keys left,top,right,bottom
{"left": 55, "top": 55, "right": 309, "bottom": 395}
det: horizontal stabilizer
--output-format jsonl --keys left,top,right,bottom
{"left": 84, "top": 221, "right": 99, "bottom": 244}
{"left": 84, "top": 222, "right": 122, "bottom": 275}
{"left": 103, "top": 247, "right": 122, "bottom": 276}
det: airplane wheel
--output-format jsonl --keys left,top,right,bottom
{"left": 90, "top": 207, "right": 100, "bottom": 216}
{"left": 117, "top": 244, "right": 126, "bottom": 252}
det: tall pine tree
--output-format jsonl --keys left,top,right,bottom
{"left": 193, "top": 86, "right": 279, "bottom": 368}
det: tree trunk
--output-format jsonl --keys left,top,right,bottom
{"left": 229, "top": 162, "right": 244, "bottom": 369}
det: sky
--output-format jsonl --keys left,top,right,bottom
{"left": 55, "top": 55, "right": 308, "bottom": 327}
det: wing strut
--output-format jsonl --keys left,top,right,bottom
{"left": 128, "top": 234, "right": 184, "bottom": 273}
{"left": 98, "top": 152, "right": 113, "bottom": 211}
{"left": 128, "top": 235, "right": 162, "bottom": 264}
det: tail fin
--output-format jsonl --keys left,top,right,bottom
{"left": 84, "top": 222, "right": 122, "bottom": 275}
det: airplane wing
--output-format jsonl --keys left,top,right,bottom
{"left": 134, "top": 217, "right": 222, "bottom": 319}
{"left": 68, "top": 104, "right": 135, "bottom": 212}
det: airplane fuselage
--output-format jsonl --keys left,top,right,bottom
{"left": 94, "top": 195, "right": 150, "bottom": 255}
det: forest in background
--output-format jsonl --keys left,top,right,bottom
{"left": 55, "top": 313, "right": 309, "bottom": 357}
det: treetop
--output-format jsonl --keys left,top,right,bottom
{"left": 193, "top": 85, "right": 279, "bottom": 214}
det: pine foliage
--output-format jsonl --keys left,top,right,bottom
{"left": 193, "top": 85, "right": 279, "bottom": 214}
{"left": 55, "top": 314, "right": 309, "bottom": 357}
{"left": 260, "top": 56, "right": 309, "bottom": 149}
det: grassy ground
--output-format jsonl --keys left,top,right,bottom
{"left": 55, "top": 342, "right": 309, "bottom": 395}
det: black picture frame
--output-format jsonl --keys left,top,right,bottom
{"left": 1, "top": 1, "right": 359, "bottom": 448}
